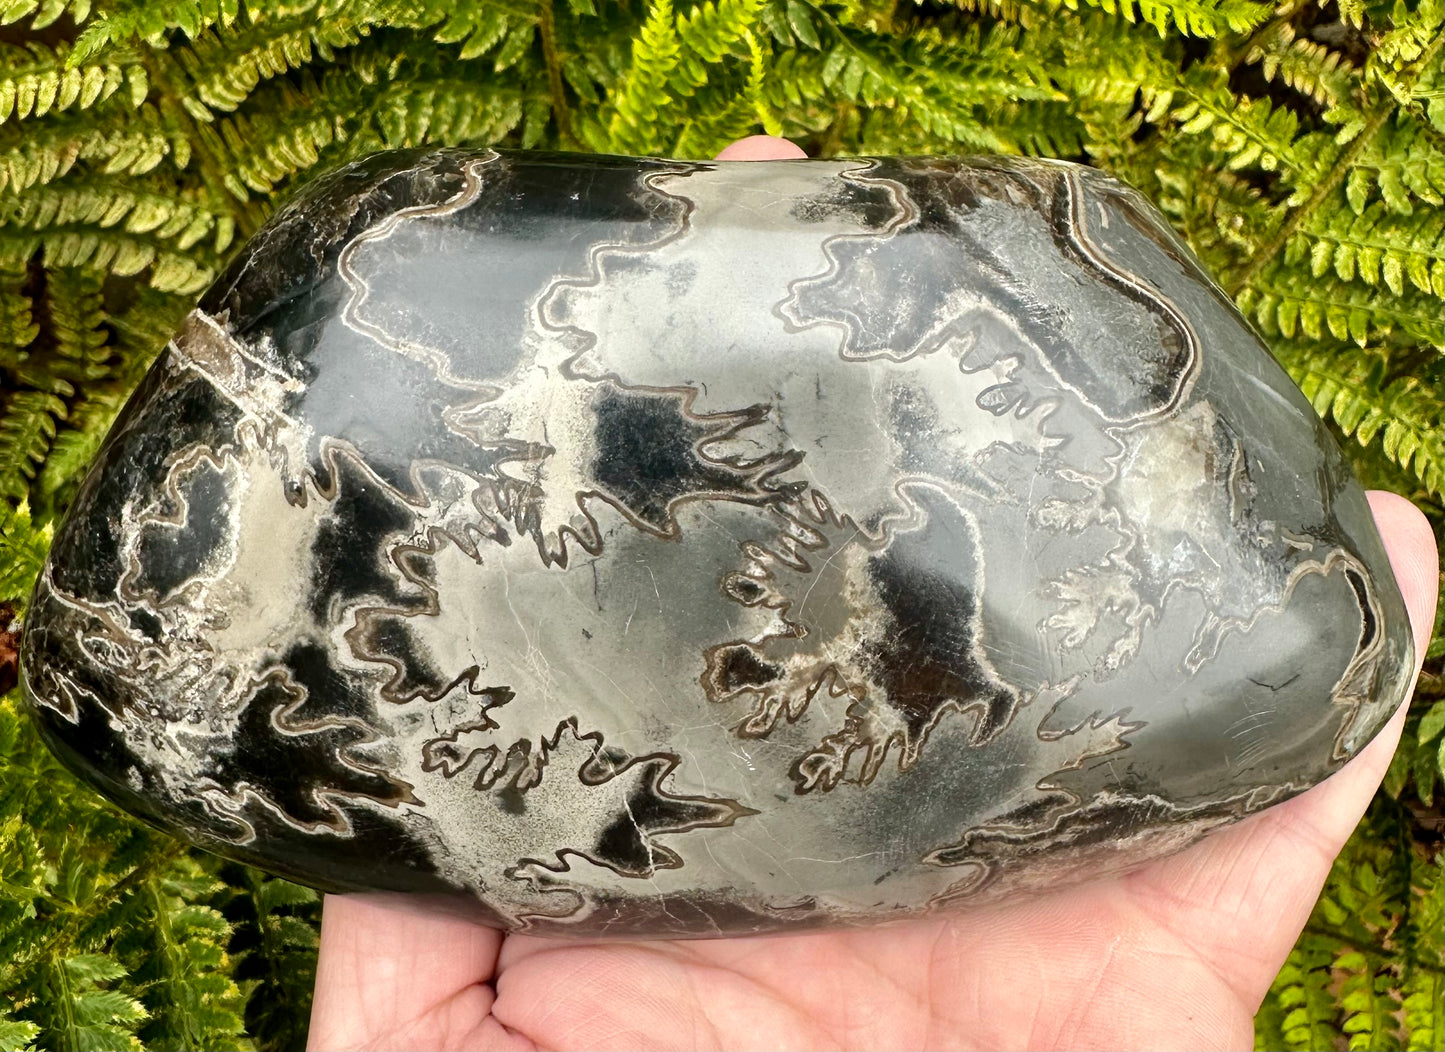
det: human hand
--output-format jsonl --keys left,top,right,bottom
{"left": 306, "top": 136, "right": 1440, "bottom": 1052}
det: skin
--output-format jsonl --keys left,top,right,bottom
{"left": 307, "top": 135, "right": 1442, "bottom": 1052}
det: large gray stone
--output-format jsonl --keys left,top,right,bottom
{"left": 21, "top": 149, "right": 1415, "bottom": 937}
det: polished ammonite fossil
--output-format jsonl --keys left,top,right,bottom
{"left": 20, "top": 149, "right": 1415, "bottom": 937}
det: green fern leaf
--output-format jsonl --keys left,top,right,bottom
{"left": 0, "top": 498, "right": 49, "bottom": 602}
{"left": 0, "top": 0, "right": 92, "bottom": 32}
{"left": 1335, "top": 947, "right": 1403, "bottom": 1051}
{"left": 48, "top": 956, "right": 148, "bottom": 1052}
{"left": 0, "top": 1017, "right": 40, "bottom": 1052}
{"left": 423, "top": 3, "right": 514, "bottom": 61}
{"left": 1401, "top": 851, "right": 1444, "bottom": 1051}
{"left": 174, "top": 5, "right": 373, "bottom": 116}
{"left": 1288, "top": 203, "right": 1444, "bottom": 297}
{"left": 0, "top": 41, "right": 141, "bottom": 125}
{"left": 1272, "top": 938, "right": 1341, "bottom": 1050}
{"left": 0, "top": 107, "right": 186, "bottom": 196}
{"left": 0, "top": 260, "right": 36, "bottom": 348}
{"left": 0, "top": 390, "right": 63, "bottom": 501}
{"left": 1247, "top": 23, "right": 1356, "bottom": 109}
{"left": 599, "top": 0, "right": 684, "bottom": 154}
{"left": 0, "top": 179, "right": 229, "bottom": 254}
{"left": 69, "top": 0, "right": 241, "bottom": 62}
{"left": 1054, "top": 0, "right": 1272, "bottom": 38}
{"left": 1347, "top": 111, "right": 1445, "bottom": 215}
{"left": 1273, "top": 341, "right": 1444, "bottom": 496}
{"left": 1239, "top": 259, "right": 1444, "bottom": 348}
{"left": 372, "top": 79, "right": 525, "bottom": 151}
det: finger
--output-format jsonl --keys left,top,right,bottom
{"left": 714, "top": 134, "right": 807, "bottom": 160}
{"left": 1121, "top": 491, "right": 1438, "bottom": 1007}
{"left": 309, "top": 893, "right": 521, "bottom": 1051}
{"left": 1364, "top": 490, "right": 1440, "bottom": 660}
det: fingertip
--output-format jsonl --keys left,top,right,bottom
{"left": 1366, "top": 489, "right": 1439, "bottom": 666}
{"left": 714, "top": 134, "right": 808, "bottom": 161}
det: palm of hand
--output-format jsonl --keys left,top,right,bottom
{"left": 306, "top": 140, "right": 1439, "bottom": 1052}
{"left": 306, "top": 744, "right": 1392, "bottom": 1051}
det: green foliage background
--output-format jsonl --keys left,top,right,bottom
{"left": 0, "top": 0, "right": 1439, "bottom": 1047}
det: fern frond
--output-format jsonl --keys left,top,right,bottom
{"left": 1050, "top": 0, "right": 1272, "bottom": 37}
{"left": 1384, "top": 698, "right": 1443, "bottom": 803}
{"left": 578, "top": 0, "right": 764, "bottom": 155}
{"left": 670, "top": 74, "right": 767, "bottom": 155}
{"left": 932, "top": 0, "right": 1043, "bottom": 27}
{"left": 0, "top": 267, "right": 109, "bottom": 395}
{"left": 121, "top": 868, "right": 245, "bottom": 1050}
{"left": 29, "top": 281, "right": 175, "bottom": 512}
{"left": 0, "top": 179, "right": 228, "bottom": 251}
{"left": 214, "top": 67, "right": 365, "bottom": 196}
{"left": 675, "top": 0, "right": 767, "bottom": 70}
{"left": 1271, "top": 938, "right": 1340, "bottom": 1050}
{"left": 589, "top": 0, "right": 780, "bottom": 154}
{"left": 375, "top": 79, "right": 527, "bottom": 150}
{"left": 0, "top": 230, "right": 215, "bottom": 292}
{"left": 1335, "top": 947, "right": 1404, "bottom": 1051}
{"left": 0, "top": 41, "right": 144, "bottom": 126}
{"left": 1402, "top": 851, "right": 1444, "bottom": 1052}
{"left": 0, "top": 0, "right": 93, "bottom": 32}
{"left": 47, "top": 955, "right": 148, "bottom": 1052}
{"left": 1238, "top": 260, "right": 1445, "bottom": 347}
{"left": 1269, "top": 804, "right": 1420, "bottom": 1050}
{"left": 217, "top": 866, "right": 318, "bottom": 1052}
{"left": 0, "top": 174, "right": 228, "bottom": 294}
{"left": 1051, "top": 10, "right": 1177, "bottom": 109}
{"left": 596, "top": 0, "right": 684, "bottom": 153}
{"left": 1272, "top": 340, "right": 1444, "bottom": 496}
{"left": 103, "top": 281, "right": 189, "bottom": 353}
{"left": 174, "top": 5, "right": 373, "bottom": 116}
{"left": 0, "top": 498, "right": 49, "bottom": 601}
{"left": 0, "top": 1017, "right": 40, "bottom": 1052}
{"left": 420, "top": 3, "right": 516, "bottom": 60}
{"left": 69, "top": 0, "right": 241, "bottom": 61}
{"left": 1171, "top": 67, "right": 1328, "bottom": 181}
{"left": 768, "top": 24, "right": 1064, "bottom": 153}
{"left": 0, "top": 687, "right": 247, "bottom": 1051}
{"left": 0, "top": 259, "right": 36, "bottom": 348}
{"left": 1365, "top": 0, "right": 1443, "bottom": 99}
{"left": 0, "top": 106, "right": 188, "bottom": 196}
{"left": 1246, "top": 22, "right": 1357, "bottom": 109}
{"left": 1288, "top": 202, "right": 1445, "bottom": 296}
{"left": 0, "top": 390, "right": 64, "bottom": 500}
{"left": 34, "top": 394, "right": 113, "bottom": 501}
{"left": 43, "top": 267, "right": 110, "bottom": 382}
{"left": 1346, "top": 112, "right": 1445, "bottom": 214}
{"left": 214, "top": 34, "right": 535, "bottom": 174}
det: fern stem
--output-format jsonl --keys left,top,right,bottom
{"left": 539, "top": 0, "right": 578, "bottom": 149}
{"left": 1224, "top": 113, "right": 1391, "bottom": 297}
{"left": 819, "top": 102, "right": 851, "bottom": 157}
{"left": 148, "top": 878, "right": 202, "bottom": 1051}
{"left": 52, "top": 955, "right": 77, "bottom": 1052}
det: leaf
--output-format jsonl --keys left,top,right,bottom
{"left": 784, "top": 0, "right": 819, "bottom": 48}
{"left": 0, "top": 1018, "right": 40, "bottom": 1052}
